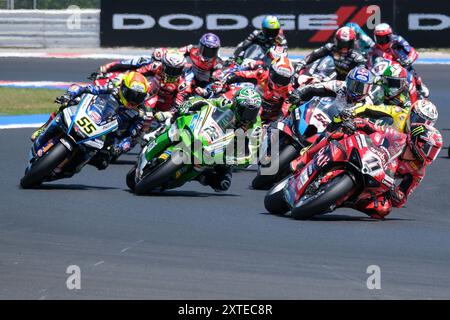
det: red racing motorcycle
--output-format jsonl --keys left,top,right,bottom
{"left": 264, "top": 126, "right": 401, "bottom": 219}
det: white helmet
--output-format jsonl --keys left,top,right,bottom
{"left": 407, "top": 99, "right": 438, "bottom": 131}
{"left": 162, "top": 51, "right": 186, "bottom": 81}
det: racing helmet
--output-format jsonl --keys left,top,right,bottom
{"left": 408, "top": 123, "right": 443, "bottom": 165}
{"left": 374, "top": 23, "right": 393, "bottom": 50}
{"left": 262, "top": 15, "right": 281, "bottom": 40}
{"left": 376, "top": 61, "right": 408, "bottom": 98}
{"left": 407, "top": 99, "right": 439, "bottom": 132}
{"left": 162, "top": 51, "right": 186, "bottom": 83}
{"left": 232, "top": 87, "right": 262, "bottom": 126}
{"left": 119, "top": 71, "right": 149, "bottom": 109}
{"left": 199, "top": 33, "right": 221, "bottom": 60}
{"left": 345, "top": 66, "right": 374, "bottom": 102}
{"left": 334, "top": 26, "right": 356, "bottom": 53}
{"left": 269, "top": 56, "right": 294, "bottom": 88}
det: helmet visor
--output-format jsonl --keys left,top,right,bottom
{"left": 375, "top": 34, "right": 390, "bottom": 45}
{"left": 200, "top": 45, "right": 219, "bottom": 59}
{"left": 337, "top": 39, "right": 354, "bottom": 51}
{"left": 237, "top": 105, "right": 259, "bottom": 125}
{"left": 422, "top": 142, "right": 440, "bottom": 163}
{"left": 163, "top": 64, "right": 183, "bottom": 77}
{"left": 121, "top": 85, "right": 147, "bottom": 107}
{"left": 263, "top": 28, "right": 279, "bottom": 39}
{"left": 270, "top": 69, "right": 291, "bottom": 86}
{"left": 347, "top": 80, "right": 371, "bottom": 97}
{"left": 409, "top": 110, "right": 434, "bottom": 127}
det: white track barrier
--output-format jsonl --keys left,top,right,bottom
{"left": 0, "top": 9, "right": 100, "bottom": 48}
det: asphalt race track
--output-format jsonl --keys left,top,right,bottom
{"left": 1, "top": 58, "right": 450, "bottom": 299}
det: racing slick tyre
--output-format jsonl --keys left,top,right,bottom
{"left": 291, "top": 173, "right": 355, "bottom": 220}
{"left": 134, "top": 151, "right": 186, "bottom": 195}
{"left": 126, "top": 165, "right": 137, "bottom": 191}
{"left": 252, "top": 144, "right": 298, "bottom": 190}
{"left": 264, "top": 175, "right": 291, "bottom": 215}
{"left": 20, "top": 142, "right": 70, "bottom": 189}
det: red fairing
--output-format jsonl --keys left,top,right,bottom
{"left": 288, "top": 119, "right": 410, "bottom": 218}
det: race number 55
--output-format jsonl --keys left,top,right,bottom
{"left": 77, "top": 116, "right": 96, "bottom": 134}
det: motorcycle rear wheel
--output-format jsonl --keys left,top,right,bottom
{"left": 252, "top": 144, "right": 299, "bottom": 190}
{"left": 291, "top": 173, "right": 355, "bottom": 220}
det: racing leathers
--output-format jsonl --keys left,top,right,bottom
{"left": 368, "top": 34, "right": 428, "bottom": 97}
{"left": 223, "top": 69, "right": 293, "bottom": 123}
{"left": 290, "top": 118, "right": 427, "bottom": 218}
{"left": 151, "top": 46, "right": 224, "bottom": 90}
{"left": 96, "top": 56, "right": 190, "bottom": 115}
{"left": 233, "top": 29, "right": 288, "bottom": 60}
{"left": 345, "top": 23, "right": 374, "bottom": 56}
{"left": 36, "top": 78, "right": 147, "bottom": 170}
{"left": 297, "top": 43, "right": 366, "bottom": 80}
{"left": 289, "top": 79, "right": 374, "bottom": 107}
{"left": 177, "top": 96, "right": 262, "bottom": 191}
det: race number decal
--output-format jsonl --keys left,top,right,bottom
{"left": 204, "top": 126, "right": 220, "bottom": 141}
{"left": 76, "top": 116, "right": 96, "bottom": 135}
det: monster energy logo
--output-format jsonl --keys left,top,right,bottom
{"left": 411, "top": 125, "right": 425, "bottom": 137}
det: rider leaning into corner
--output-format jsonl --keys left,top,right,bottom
{"left": 370, "top": 59, "right": 419, "bottom": 108}
{"left": 367, "top": 23, "right": 429, "bottom": 98}
{"left": 295, "top": 26, "right": 367, "bottom": 81}
{"left": 345, "top": 22, "right": 375, "bottom": 57}
{"left": 221, "top": 56, "right": 296, "bottom": 124}
{"left": 233, "top": 15, "right": 288, "bottom": 61}
{"left": 175, "top": 88, "right": 263, "bottom": 192}
{"left": 32, "top": 72, "right": 151, "bottom": 170}
{"left": 96, "top": 33, "right": 223, "bottom": 92}
{"left": 289, "top": 65, "right": 376, "bottom": 107}
{"left": 289, "top": 116, "right": 442, "bottom": 219}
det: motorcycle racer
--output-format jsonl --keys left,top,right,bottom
{"left": 368, "top": 23, "right": 429, "bottom": 97}
{"left": 176, "top": 87, "right": 263, "bottom": 191}
{"left": 135, "top": 51, "right": 191, "bottom": 117}
{"left": 370, "top": 59, "right": 418, "bottom": 108}
{"left": 233, "top": 15, "right": 288, "bottom": 60}
{"left": 289, "top": 66, "right": 375, "bottom": 107}
{"left": 295, "top": 26, "right": 366, "bottom": 80}
{"left": 290, "top": 117, "right": 442, "bottom": 219}
{"left": 222, "top": 56, "right": 295, "bottom": 123}
{"left": 33, "top": 71, "right": 150, "bottom": 170}
{"left": 345, "top": 22, "right": 375, "bottom": 56}
{"left": 334, "top": 98, "right": 439, "bottom": 132}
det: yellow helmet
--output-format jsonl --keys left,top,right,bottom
{"left": 119, "top": 71, "right": 149, "bottom": 109}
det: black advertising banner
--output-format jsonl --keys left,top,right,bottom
{"left": 100, "top": 0, "right": 449, "bottom": 48}
{"left": 394, "top": 0, "right": 450, "bottom": 47}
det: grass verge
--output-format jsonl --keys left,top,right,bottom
{"left": 0, "top": 88, "right": 64, "bottom": 115}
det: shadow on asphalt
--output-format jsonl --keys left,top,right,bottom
{"left": 124, "top": 189, "right": 240, "bottom": 198}
{"left": 23, "top": 184, "right": 120, "bottom": 191}
{"left": 259, "top": 212, "right": 413, "bottom": 222}
{"left": 111, "top": 159, "right": 137, "bottom": 165}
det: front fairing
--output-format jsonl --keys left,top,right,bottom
{"left": 62, "top": 94, "right": 119, "bottom": 149}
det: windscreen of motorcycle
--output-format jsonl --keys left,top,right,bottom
{"left": 70, "top": 94, "right": 119, "bottom": 143}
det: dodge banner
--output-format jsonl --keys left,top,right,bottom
{"left": 100, "top": 0, "right": 450, "bottom": 47}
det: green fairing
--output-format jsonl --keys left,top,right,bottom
{"left": 138, "top": 97, "right": 261, "bottom": 189}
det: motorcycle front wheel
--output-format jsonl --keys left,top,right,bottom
{"left": 20, "top": 142, "right": 70, "bottom": 189}
{"left": 264, "top": 175, "right": 291, "bottom": 215}
{"left": 133, "top": 151, "right": 186, "bottom": 195}
{"left": 291, "top": 173, "right": 355, "bottom": 220}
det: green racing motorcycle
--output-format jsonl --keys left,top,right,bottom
{"left": 127, "top": 102, "right": 241, "bottom": 195}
